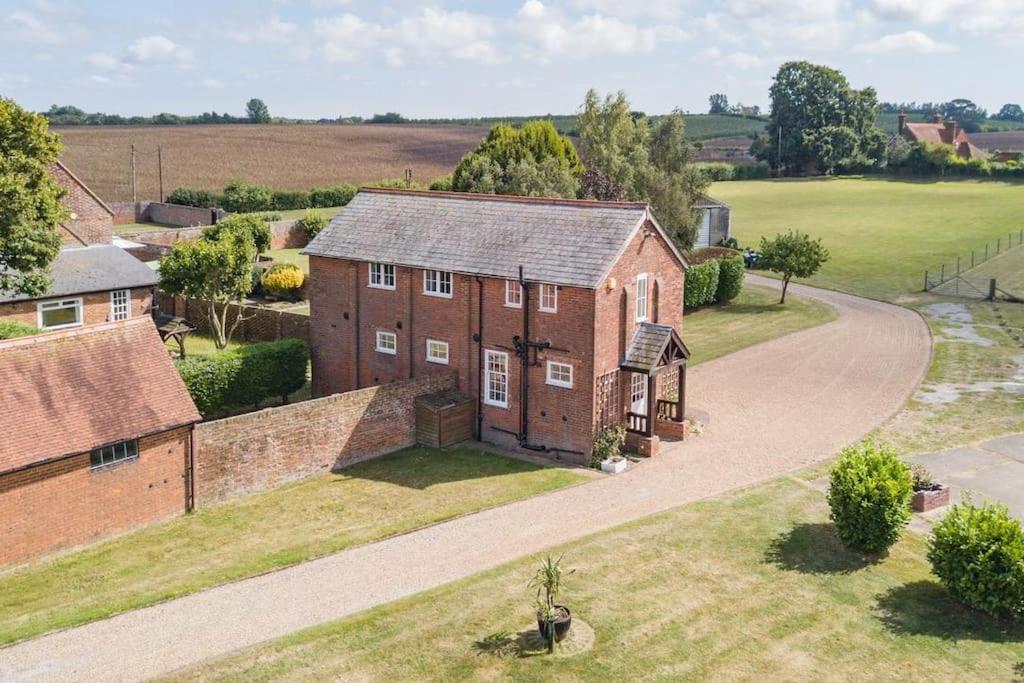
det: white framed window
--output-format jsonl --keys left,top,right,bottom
{"left": 504, "top": 279, "right": 522, "bottom": 308}
{"left": 369, "top": 262, "right": 396, "bottom": 290}
{"left": 110, "top": 289, "right": 131, "bottom": 321}
{"left": 426, "top": 339, "right": 449, "bottom": 365}
{"left": 546, "top": 361, "right": 573, "bottom": 389}
{"left": 631, "top": 372, "right": 647, "bottom": 415}
{"left": 37, "top": 298, "right": 83, "bottom": 330}
{"left": 375, "top": 330, "right": 397, "bottom": 354}
{"left": 484, "top": 350, "right": 509, "bottom": 408}
{"left": 90, "top": 439, "right": 139, "bottom": 470}
{"left": 423, "top": 270, "right": 453, "bottom": 298}
{"left": 538, "top": 283, "right": 557, "bottom": 313}
{"left": 636, "top": 273, "right": 648, "bottom": 322}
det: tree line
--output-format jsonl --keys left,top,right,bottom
{"left": 43, "top": 98, "right": 273, "bottom": 126}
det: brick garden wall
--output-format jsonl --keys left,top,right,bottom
{"left": 121, "top": 218, "right": 306, "bottom": 250}
{"left": 192, "top": 371, "right": 458, "bottom": 506}
{"left": 146, "top": 202, "right": 222, "bottom": 228}
{"left": 156, "top": 292, "right": 309, "bottom": 343}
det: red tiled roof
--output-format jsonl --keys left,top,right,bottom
{"left": 903, "top": 122, "right": 953, "bottom": 145}
{"left": 0, "top": 318, "right": 200, "bottom": 473}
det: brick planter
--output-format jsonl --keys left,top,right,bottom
{"left": 912, "top": 484, "right": 950, "bottom": 513}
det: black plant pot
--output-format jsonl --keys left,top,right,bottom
{"left": 537, "top": 604, "right": 572, "bottom": 643}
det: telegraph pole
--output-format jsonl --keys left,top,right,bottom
{"left": 158, "top": 145, "right": 164, "bottom": 202}
{"left": 130, "top": 144, "right": 137, "bottom": 204}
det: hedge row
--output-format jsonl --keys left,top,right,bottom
{"left": 168, "top": 181, "right": 358, "bottom": 212}
{"left": 0, "top": 320, "right": 39, "bottom": 340}
{"left": 684, "top": 249, "right": 744, "bottom": 308}
{"left": 693, "top": 161, "right": 771, "bottom": 182}
{"left": 176, "top": 338, "right": 309, "bottom": 417}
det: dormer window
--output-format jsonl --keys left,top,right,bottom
{"left": 369, "top": 263, "right": 395, "bottom": 290}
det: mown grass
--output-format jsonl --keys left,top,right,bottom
{"left": 684, "top": 283, "right": 837, "bottom": 366}
{"left": 262, "top": 247, "right": 309, "bottom": 273}
{"left": 712, "top": 177, "right": 1024, "bottom": 301}
{"left": 168, "top": 476, "right": 1024, "bottom": 681}
{"left": 967, "top": 242, "right": 1024, "bottom": 296}
{"left": 0, "top": 446, "right": 586, "bottom": 646}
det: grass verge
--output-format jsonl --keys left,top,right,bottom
{"left": 166, "top": 476, "right": 1024, "bottom": 681}
{"left": 0, "top": 446, "right": 585, "bottom": 646}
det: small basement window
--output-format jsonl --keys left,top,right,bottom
{"left": 426, "top": 339, "right": 449, "bottom": 364}
{"left": 90, "top": 439, "right": 139, "bottom": 469}
{"left": 369, "top": 262, "right": 396, "bottom": 289}
{"left": 38, "top": 298, "right": 83, "bottom": 330}
{"left": 546, "top": 361, "right": 573, "bottom": 389}
{"left": 376, "top": 330, "right": 397, "bottom": 354}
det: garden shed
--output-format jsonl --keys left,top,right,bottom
{"left": 415, "top": 389, "right": 474, "bottom": 448}
{"left": 693, "top": 194, "right": 732, "bottom": 248}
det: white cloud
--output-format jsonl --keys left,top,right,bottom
{"left": 0, "top": 73, "right": 31, "bottom": 86}
{"left": 712, "top": 0, "right": 844, "bottom": 51}
{"left": 698, "top": 47, "right": 762, "bottom": 69}
{"left": 7, "top": 9, "right": 86, "bottom": 44}
{"left": 313, "top": 14, "right": 384, "bottom": 63}
{"left": 199, "top": 78, "right": 224, "bottom": 89}
{"left": 568, "top": 0, "right": 687, "bottom": 20}
{"left": 227, "top": 16, "right": 298, "bottom": 44}
{"left": 518, "top": 0, "right": 546, "bottom": 19}
{"left": 866, "top": 0, "right": 1023, "bottom": 44}
{"left": 127, "top": 35, "right": 194, "bottom": 65}
{"left": 853, "top": 30, "right": 957, "bottom": 54}
{"left": 518, "top": 8, "right": 687, "bottom": 60}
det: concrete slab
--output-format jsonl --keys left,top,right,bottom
{"left": 907, "top": 447, "right": 1003, "bottom": 479}
{"left": 982, "top": 433, "right": 1024, "bottom": 463}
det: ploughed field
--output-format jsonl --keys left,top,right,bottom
{"left": 54, "top": 124, "right": 487, "bottom": 203}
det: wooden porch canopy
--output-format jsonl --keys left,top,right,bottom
{"left": 621, "top": 323, "right": 690, "bottom": 437}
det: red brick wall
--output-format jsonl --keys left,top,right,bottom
{"left": 121, "top": 218, "right": 306, "bottom": 250}
{"left": 146, "top": 202, "right": 219, "bottom": 228}
{"left": 157, "top": 292, "right": 309, "bottom": 344}
{"left": 193, "top": 371, "right": 457, "bottom": 506}
{"left": 0, "top": 288, "right": 152, "bottom": 329}
{"left": 0, "top": 427, "right": 190, "bottom": 566}
{"left": 51, "top": 163, "right": 113, "bottom": 246}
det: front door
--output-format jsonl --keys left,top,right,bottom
{"left": 630, "top": 372, "right": 647, "bottom": 415}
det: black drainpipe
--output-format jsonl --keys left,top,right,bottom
{"left": 474, "top": 276, "right": 484, "bottom": 439}
{"left": 407, "top": 267, "right": 414, "bottom": 379}
{"left": 353, "top": 263, "right": 361, "bottom": 389}
{"left": 519, "top": 265, "right": 530, "bottom": 446}
{"left": 186, "top": 423, "right": 196, "bottom": 513}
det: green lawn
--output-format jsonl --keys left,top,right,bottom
{"left": 169, "top": 475, "right": 1024, "bottom": 681}
{"left": 684, "top": 283, "right": 837, "bottom": 366}
{"left": 0, "top": 446, "right": 586, "bottom": 646}
{"left": 967, "top": 242, "right": 1024, "bottom": 296}
{"left": 712, "top": 177, "right": 1024, "bottom": 301}
{"left": 112, "top": 206, "right": 342, "bottom": 236}
{"left": 262, "top": 247, "right": 309, "bottom": 273}
{"left": 165, "top": 332, "right": 245, "bottom": 358}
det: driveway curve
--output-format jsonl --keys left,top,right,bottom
{"left": 0, "top": 277, "right": 931, "bottom": 681}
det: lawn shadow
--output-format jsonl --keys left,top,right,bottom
{"left": 765, "top": 523, "right": 881, "bottom": 574}
{"left": 472, "top": 628, "right": 549, "bottom": 659}
{"left": 876, "top": 580, "right": 1024, "bottom": 643}
{"left": 334, "top": 446, "right": 550, "bottom": 490}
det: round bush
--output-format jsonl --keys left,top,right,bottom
{"left": 827, "top": 441, "right": 912, "bottom": 554}
{"left": 683, "top": 259, "right": 720, "bottom": 309}
{"left": 0, "top": 320, "right": 39, "bottom": 339}
{"left": 261, "top": 263, "right": 304, "bottom": 300}
{"left": 296, "top": 210, "right": 328, "bottom": 240}
{"left": 715, "top": 255, "right": 745, "bottom": 302}
{"left": 928, "top": 500, "right": 1024, "bottom": 620}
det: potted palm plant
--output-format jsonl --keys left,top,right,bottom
{"left": 911, "top": 464, "right": 950, "bottom": 512}
{"left": 529, "top": 555, "right": 575, "bottom": 653}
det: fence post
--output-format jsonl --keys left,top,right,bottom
{"left": 957, "top": 256, "right": 961, "bottom": 274}
{"left": 988, "top": 279, "right": 996, "bottom": 301}
{"left": 971, "top": 250, "right": 975, "bottom": 269}
{"left": 998, "top": 238, "right": 1001, "bottom": 255}
{"left": 985, "top": 243, "right": 989, "bottom": 261}
{"left": 924, "top": 270, "right": 929, "bottom": 291}
{"left": 940, "top": 263, "right": 945, "bottom": 282}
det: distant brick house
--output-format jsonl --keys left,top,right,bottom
{"left": 305, "top": 188, "right": 691, "bottom": 463}
{"left": 0, "top": 161, "right": 157, "bottom": 331}
{"left": 0, "top": 318, "right": 200, "bottom": 565}
{"left": 898, "top": 111, "right": 986, "bottom": 160}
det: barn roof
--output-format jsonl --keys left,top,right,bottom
{"left": 304, "top": 188, "right": 687, "bottom": 288}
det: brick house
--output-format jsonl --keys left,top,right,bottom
{"left": 0, "top": 161, "right": 158, "bottom": 331}
{"left": 305, "top": 188, "right": 690, "bottom": 463}
{"left": 898, "top": 111, "right": 986, "bottom": 159}
{"left": 0, "top": 318, "right": 200, "bottom": 565}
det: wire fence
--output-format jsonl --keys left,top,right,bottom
{"left": 924, "top": 229, "right": 1024, "bottom": 292}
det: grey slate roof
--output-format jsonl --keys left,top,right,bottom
{"left": 694, "top": 193, "right": 730, "bottom": 209}
{"left": 0, "top": 244, "right": 158, "bottom": 303}
{"left": 621, "top": 322, "right": 690, "bottom": 373}
{"left": 304, "top": 189, "right": 669, "bottom": 289}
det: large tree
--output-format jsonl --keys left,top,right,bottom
{"left": 578, "top": 90, "right": 709, "bottom": 249}
{"left": 941, "top": 98, "right": 986, "bottom": 133}
{"left": 994, "top": 103, "right": 1024, "bottom": 122}
{"left": 758, "top": 230, "right": 830, "bottom": 303}
{"left": 245, "top": 98, "right": 271, "bottom": 123}
{"left": 759, "top": 61, "right": 884, "bottom": 175}
{"left": 0, "top": 97, "right": 67, "bottom": 297}
{"left": 708, "top": 93, "right": 730, "bottom": 114}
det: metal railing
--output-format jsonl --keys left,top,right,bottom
{"left": 924, "top": 229, "right": 1024, "bottom": 292}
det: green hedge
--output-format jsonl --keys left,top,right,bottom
{"left": 296, "top": 210, "right": 328, "bottom": 240}
{"left": 693, "top": 161, "right": 771, "bottom": 182}
{"left": 271, "top": 190, "right": 311, "bottom": 210}
{"left": 168, "top": 183, "right": 358, "bottom": 212}
{"left": 827, "top": 441, "right": 912, "bottom": 554}
{"left": 684, "top": 259, "right": 720, "bottom": 308}
{"left": 0, "top": 320, "right": 39, "bottom": 340}
{"left": 166, "top": 187, "right": 219, "bottom": 208}
{"left": 928, "top": 500, "right": 1024, "bottom": 620}
{"left": 176, "top": 338, "right": 309, "bottom": 417}
{"left": 309, "top": 184, "right": 357, "bottom": 208}
{"left": 716, "top": 255, "right": 744, "bottom": 302}
{"left": 221, "top": 180, "right": 274, "bottom": 213}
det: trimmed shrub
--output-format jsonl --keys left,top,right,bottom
{"left": 429, "top": 175, "right": 453, "bottom": 191}
{"left": 203, "top": 214, "right": 271, "bottom": 253}
{"left": 827, "top": 441, "right": 912, "bottom": 554}
{"left": 221, "top": 180, "right": 274, "bottom": 213}
{"left": 694, "top": 162, "right": 735, "bottom": 182}
{"left": 176, "top": 339, "right": 309, "bottom": 417}
{"left": 167, "top": 187, "right": 219, "bottom": 208}
{"left": 296, "top": 210, "right": 328, "bottom": 240}
{"left": 732, "top": 162, "right": 771, "bottom": 180}
{"left": 590, "top": 424, "right": 626, "bottom": 469}
{"left": 716, "top": 255, "right": 745, "bottom": 302}
{"left": 270, "top": 190, "right": 311, "bottom": 211}
{"left": 683, "top": 259, "right": 720, "bottom": 308}
{"left": 0, "top": 320, "right": 39, "bottom": 339}
{"left": 928, "top": 499, "right": 1024, "bottom": 620}
{"left": 309, "top": 184, "right": 358, "bottom": 208}
{"left": 261, "top": 263, "right": 305, "bottom": 300}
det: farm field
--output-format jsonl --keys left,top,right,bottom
{"left": 971, "top": 130, "right": 1024, "bottom": 152}
{"left": 170, "top": 475, "right": 1024, "bottom": 681}
{"left": 0, "top": 446, "right": 586, "bottom": 646}
{"left": 415, "top": 113, "right": 768, "bottom": 140}
{"left": 712, "top": 177, "right": 1024, "bottom": 301}
{"left": 55, "top": 124, "right": 487, "bottom": 203}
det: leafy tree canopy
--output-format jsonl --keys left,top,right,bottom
{"left": 758, "top": 230, "right": 830, "bottom": 303}
{"left": 708, "top": 93, "right": 729, "bottom": 114}
{"left": 0, "top": 97, "right": 67, "bottom": 297}
{"left": 941, "top": 98, "right": 986, "bottom": 133}
{"left": 760, "top": 61, "right": 884, "bottom": 174}
{"left": 202, "top": 213, "right": 271, "bottom": 253}
{"left": 245, "top": 98, "right": 271, "bottom": 123}
{"left": 995, "top": 103, "right": 1024, "bottom": 122}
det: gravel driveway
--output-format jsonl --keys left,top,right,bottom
{"left": 0, "top": 277, "right": 931, "bottom": 681}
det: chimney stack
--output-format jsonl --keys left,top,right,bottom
{"left": 945, "top": 119, "right": 957, "bottom": 141}
{"left": 932, "top": 111, "right": 942, "bottom": 124}
{"left": 897, "top": 110, "right": 906, "bottom": 134}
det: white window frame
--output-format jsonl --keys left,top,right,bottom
{"left": 110, "top": 289, "right": 131, "bottom": 321}
{"left": 504, "top": 279, "right": 522, "bottom": 308}
{"left": 631, "top": 372, "right": 647, "bottom": 415}
{"left": 423, "top": 270, "right": 453, "bottom": 298}
{"left": 90, "top": 439, "right": 139, "bottom": 470}
{"left": 483, "top": 349, "right": 509, "bottom": 408}
{"left": 636, "top": 273, "right": 648, "bottom": 322}
{"left": 426, "top": 339, "right": 449, "bottom": 365}
{"left": 538, "top": 283, "right": 558, "bottom": 313}
{"left": 37, "top": 298, "right": 83, "bottom": 330}
{"left": 546, "top": 361, "right": 573, "bottom": 389}
{"left": 368, "top": 262, "right": 396, "bottom": 290}
{"left": 375, "top": 330, "right": 397, "bottom": 355}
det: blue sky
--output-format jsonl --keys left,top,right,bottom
{"left": 1, "top": 0, "right": 1020, "bottom": 119}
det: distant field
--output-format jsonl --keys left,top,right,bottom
{"left": 414, "top": 113, "right": 767, "bottom": 140}
{"left": 55, "top": 124, "right": 486, "bottom": 203}
{"left": 970, "top": 131, "right": 1024, "bottom": 152}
